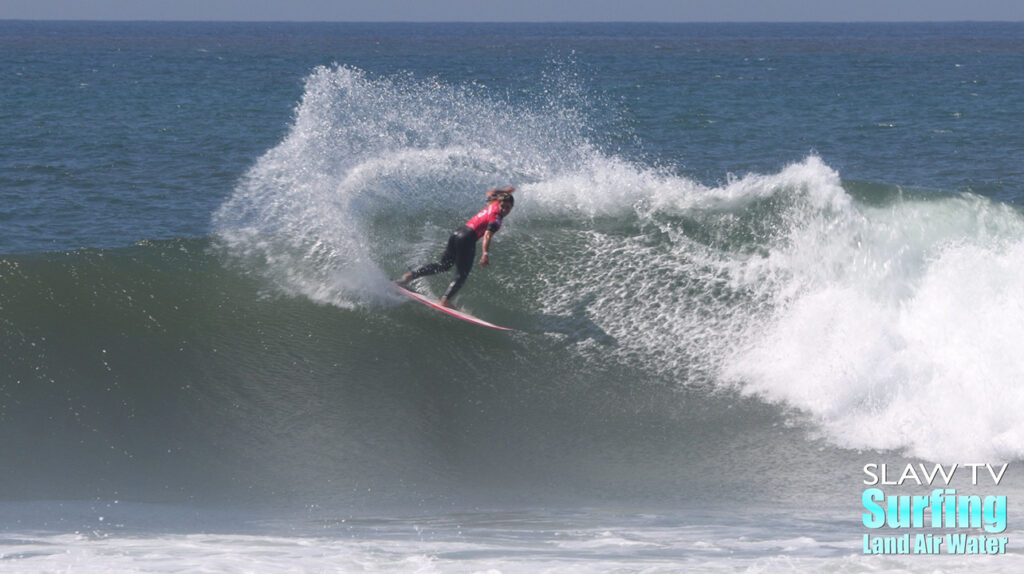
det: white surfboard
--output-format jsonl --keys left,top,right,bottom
{"left": 394, "top": 284, "right": 514, "bottom": 331}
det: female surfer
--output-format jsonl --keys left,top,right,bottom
{"left": 397, "top": 186, "right": 515, "bottom": 308}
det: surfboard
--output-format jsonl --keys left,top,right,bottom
{"left": 394, "top": 284, "right": 514, "bottom": 331}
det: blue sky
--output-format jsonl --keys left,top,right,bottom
{"left": 2, "top": 0, "right": 1022, "bottom": 22}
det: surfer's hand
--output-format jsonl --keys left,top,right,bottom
{"left": 479, "top": 253, "right": 490, "bottom": 268}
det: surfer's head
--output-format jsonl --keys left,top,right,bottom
{"left": 487, "top": 186, "right": 515, "bottom": 215}
{"left": 496, "top": 193, "right": 514, "bottom": 215}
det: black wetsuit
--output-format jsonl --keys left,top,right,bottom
{"left": 407, "top": 226, "right": 478, "bottom": 300}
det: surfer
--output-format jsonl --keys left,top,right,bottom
{"left": 397, "top": 186, "right": 515, "bottom": 308}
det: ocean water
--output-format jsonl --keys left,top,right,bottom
{"left": 2, "top": 21, "right": 1024, "bottom": 572}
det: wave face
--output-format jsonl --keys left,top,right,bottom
{"left": 4, "top": 65, "right": 1023, "bottom": 507}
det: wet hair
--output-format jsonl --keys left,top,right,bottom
{"left": 486, "top": 188, "right": 515, "bottom": 207}
{"left": 489, "top": 190, "right": 514, "bottom": 206}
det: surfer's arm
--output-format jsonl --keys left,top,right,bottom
{"left": 479, "top": 230, "right": 494, "bottom": 268}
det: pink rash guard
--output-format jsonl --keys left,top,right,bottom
{"left": 464, "top": 202, "right": 504, "bottom": 238}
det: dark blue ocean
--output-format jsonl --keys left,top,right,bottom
{"left": 1, "top": 21, "right": 1023, "bottom": 572}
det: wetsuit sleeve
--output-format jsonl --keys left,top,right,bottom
{"left": 486, "top": 204, "right": 503, "bottom": 233}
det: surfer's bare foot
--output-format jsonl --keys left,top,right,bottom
{"left": 396, "top": 272, "right": 413, "bottom": 287}
{"left": 439, "top": 297, "right": 455, "bottom": 309}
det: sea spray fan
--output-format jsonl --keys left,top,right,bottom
{"left": 213, "top": 65, "right": 602, "bottom": 307}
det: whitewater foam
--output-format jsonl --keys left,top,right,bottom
{"left": 726, "top": 191, "right": 1024, "bottom": 462}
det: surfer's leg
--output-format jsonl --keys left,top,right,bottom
{"left": 403, "top": 232, "right": 459, "bottom": 282}
{"left": 440, "top": 230, "right": 477, "bottom": 304}
{"left": 440, "top": 272, "right": 468, "bottom": 304}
